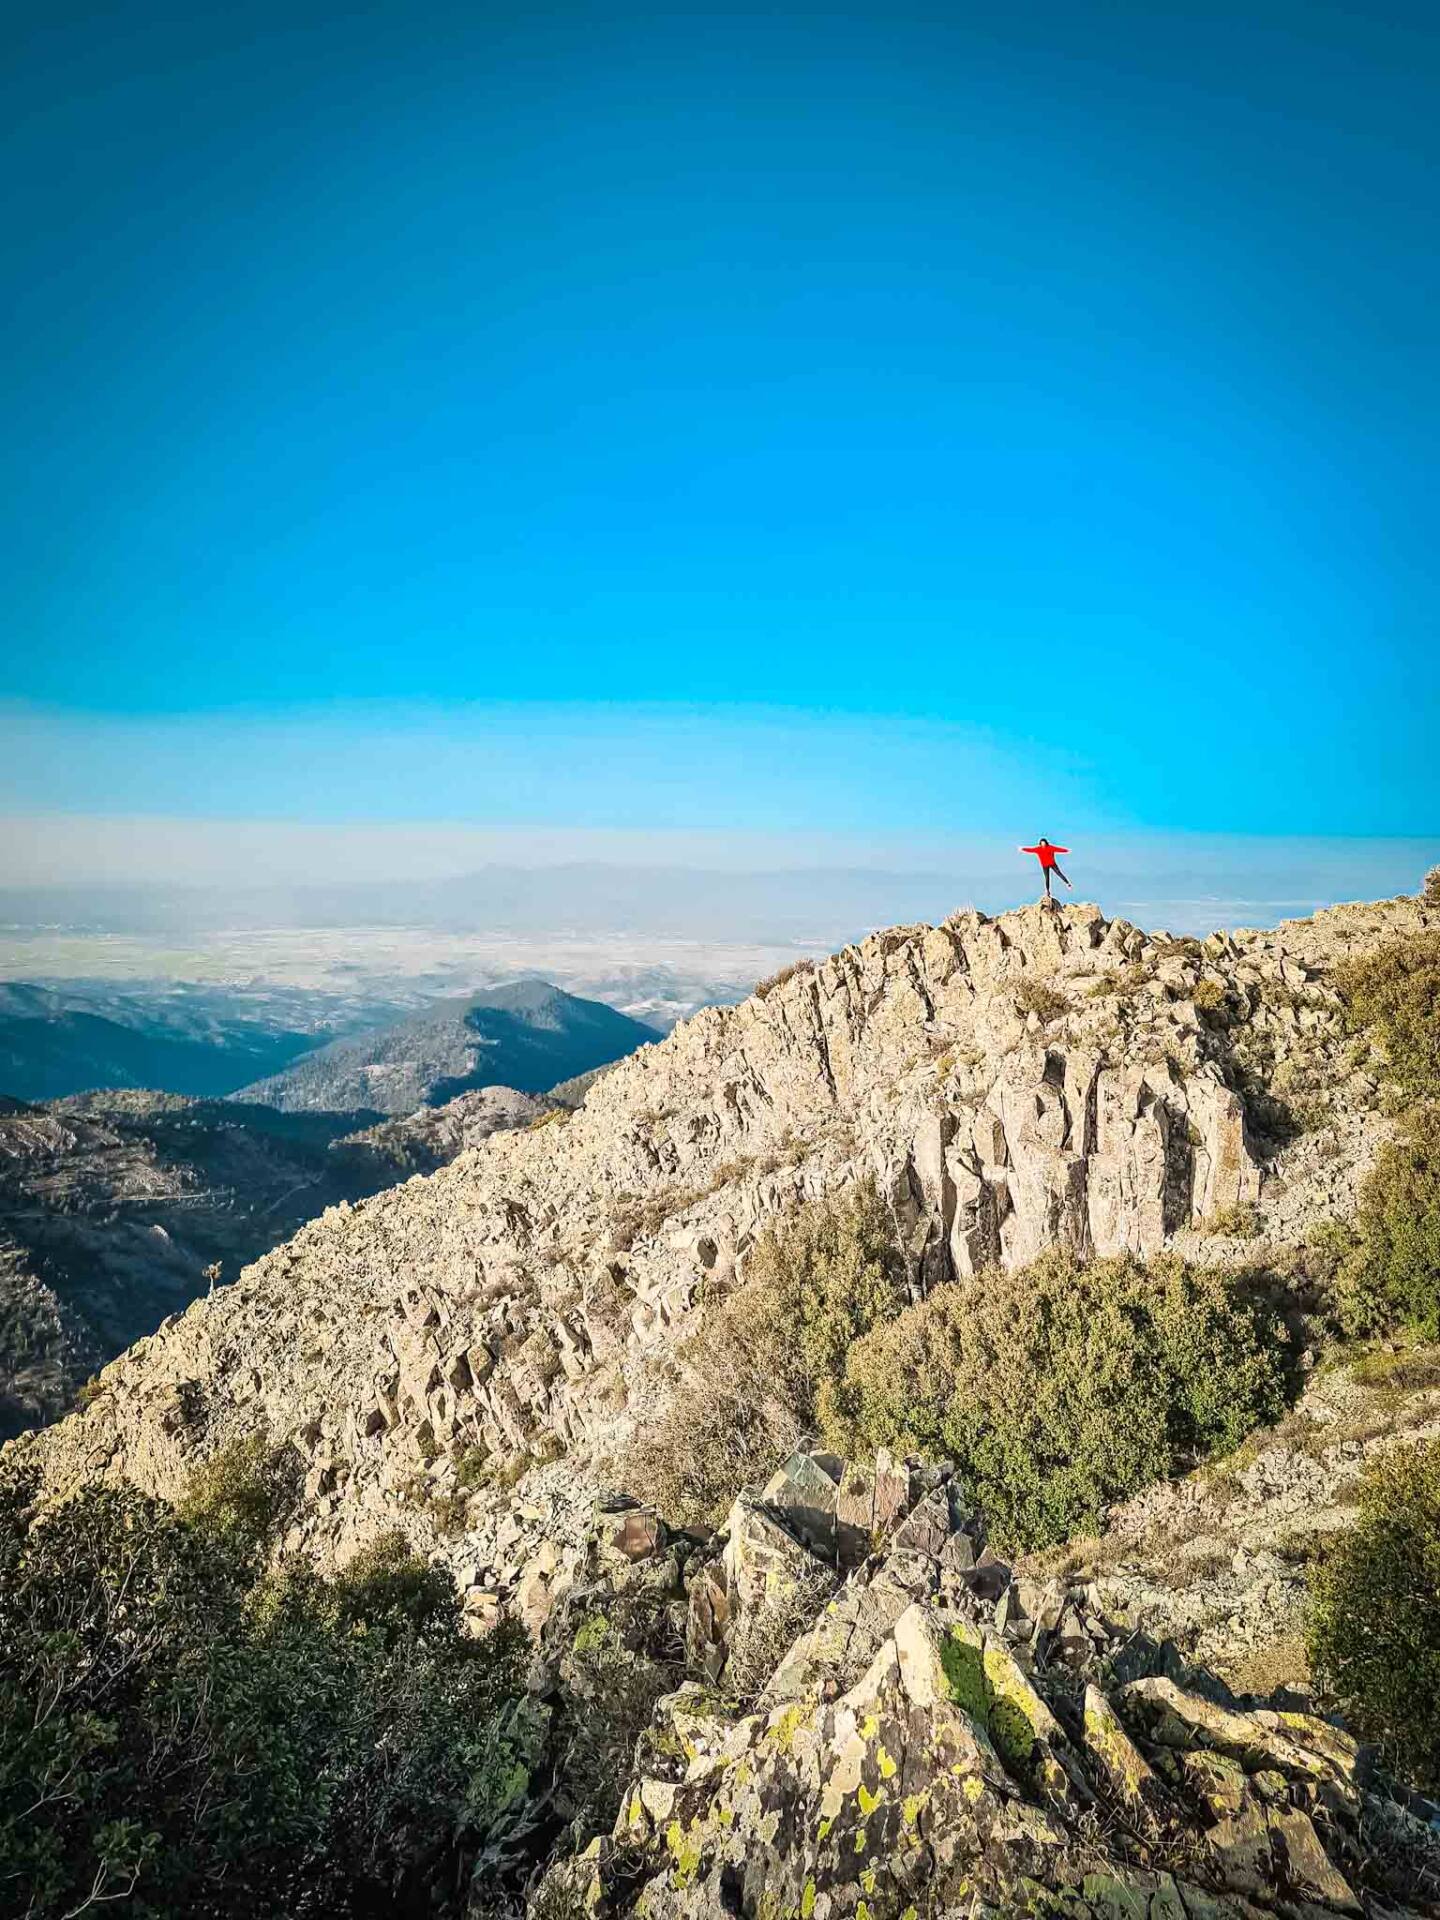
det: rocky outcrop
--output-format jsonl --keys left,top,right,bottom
{"left": 15, "top": 896, "right": 1429, "bottom": 1573}
{"left": 331, "top": 1084, "right": 556, "bottom": 1175}
{"left": 532, "top": 1444, "right": 1440, "bottom": 1920}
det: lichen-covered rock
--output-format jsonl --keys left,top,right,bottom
{"left": 535, "top": 1467, "right": 1440, "bottom": 1920}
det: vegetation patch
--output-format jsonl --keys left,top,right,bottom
{"left": 625, "top": 1182, "right": 904, "bottom": 1526}
{"left": 1014, "top": 976, "right": 1071, "bottom": 1023}
{"left": 608, "top": 1185, "right": 705, "bottom": 1252}
{"left": 1196, "top": 1202, "right": 1261, "bottom": 1240}
{"left": 1329, "top": 1106, "right": 1440, "bottom": 1337}
{"left": 0, "top": 1455, "right": 533, "bottom": 1918}
{"left": 1336, "top": 932, "right": 1440, "bottom": 1105}
{"left": 755, "top": 959, "right": 817, "bottom": 1000}
{"left": 1308, "top": 1438, "right": 1440, "bottom": 1795}
{"left": 824, "top": 1250, "right": 1292, "bottom": 1552}
{"left": 554, "top": 1588, "right": 682, "bottom": 1843}
{"left": 1323, "top": 931, "right": 1440, "bottom": 1340}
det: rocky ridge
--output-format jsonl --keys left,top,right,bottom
{"left": 21, "top": 894, "right": 1433, "bottom": 1578}
{"left": 0, "top": 1084, "right": 550, "bottom": 1436}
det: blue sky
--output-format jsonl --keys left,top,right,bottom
{"left": 3, "top": 0, "right": 1437, "bottom": 845}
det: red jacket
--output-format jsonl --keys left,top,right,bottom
{"left": 1022, "top": 843, "right": 1068, "bottom": 870}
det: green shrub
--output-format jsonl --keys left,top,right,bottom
{"left": 1197, "top": 1201, "right": 1261, "bottom": 1240}
{"left": 0, "top": 1463, "right": 532, "bottom": 1918}
{"left": 823, "top": 1251, "right": 1291, "bottom": 1552}
{"left": 1321, "top": 932, "right": 1440, "bottom": 1340}
{"left": 1423, "top": 866, "right": 1440, "bottom": 908}
{"left": 1014, "top": 976, "right": 1070, "bottom": 1023}
{"left": 1308, "top": 1439, "right": 1440, "bottom": 1794}
{"left": 1192, "top": 977, "right": 1230, "bottom": 1018}
{"left": 176, "top": 1432, "right": 296, "bottom": 1562}
{"left": 1331, "top": 1104, "right": 1440, "bottom": 1338}
{"left": 1336, "top": 933, "right": 1440, "bottom": 1103}
{"left": 625, "top": 1182, "right": 905, "bottom": 1526}
{"left": 553, "top": 1593, "right": 680, "bottom": 1842}
{"left": 742, "top": 1178, "right": 907, "bottom": 1393}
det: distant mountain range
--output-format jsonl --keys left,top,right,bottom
{"left": 0, "top": 983, "right": 322, "bottom": 1102}
{"left": 235, "top": 980, "right": 660, "bottom": 1115}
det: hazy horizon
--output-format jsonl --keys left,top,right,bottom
{"left": 3, "top": 821, "right": 1435, "bottom": 1036}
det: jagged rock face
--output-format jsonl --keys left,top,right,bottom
{"left": 16, "top": 897, "right": 1426, "bottom": 1572}
{"left": 532, "top": 1447, "right": 1440, "bottom": 1920}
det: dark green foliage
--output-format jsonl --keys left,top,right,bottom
{"left": 0, "top": 1459, "right": 532, "bottom": 1918}
{"left": 1308, "top": 1439, "right": 1440, "bottom": 1794}
{"left": 176, "top": 1431, "right": 298, "bottom": 1561}
{"left": 1336, "top": 933, "right": 1440, "bottom": 1104}
{"left": 554, "top": 1594, "right": 681, "bottom": 1843}
{"left": 824, "top": 1251, "right": 1292, "bottom": 1551}
{"left": 743, "top": 1178, "right": 907, "bottom": 1396}
{"left": 1331, "top": 1105, "right": 1440, "bottom": 1338}
{"left": 1326, "top": 932, "right": 1440, "bottom": 1338}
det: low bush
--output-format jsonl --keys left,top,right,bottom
{"left": 1197, "top": 1201, "right": 1262, "bottom": 1240}
{"left": 1191, "top": 977, "right": 1224, "bottom": 1011}
{"left": 1330, "top": 1104, "right": 1440, "bottom": 1338}
{"left": 1318, "top": 931, "right": 1440, "bottom": 1341}
{"left": 1014, "top": 976, "right": 1070, "bottom": 1023}
{"left": 0, "top": 1462, "right": 533, "bottom": 1918}
{"left": 1308, "top": 1439, "right": 1440, "bottom": 1794}
{"left": 722, "top": 1560, "right": 836, "bottom": 1706}
{"left": 1336, "top": 933, "right": 1440, "bottom": 1104}
{"left": 607, "top": 1185, "right": 704, "bottom": 1252}
{"left": 625, "top": 1182, "right": 905, "bottom": 1526}
{"left": 176, "top": 1431, "right": 298, "bottom": 1561}
{"left": 1423, "top": 866, "right": 1440, "bottom": 908}
{"left": 553, "top": 1595, "right": 681, "bottom": 1843}
{"left": 823, "top": 1250, "right": 1292, "bottom": 1552}
{"left": 754, "top": 959, "right": 816, "bottom": 1000}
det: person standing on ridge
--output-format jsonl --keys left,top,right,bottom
{"left": 1021, "top": 837, "right": 1072, "bottom": 904}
